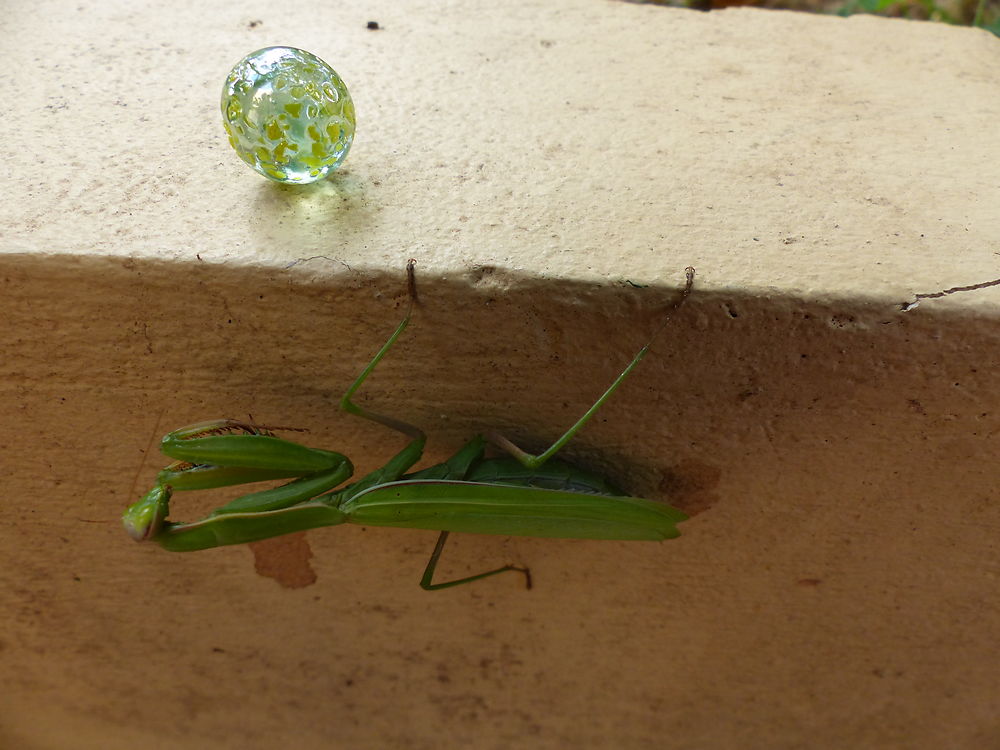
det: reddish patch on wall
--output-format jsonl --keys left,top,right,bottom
{"left": 658, "top": 460, "right": 722, "bottom": 516}
{"left": 248, "top": 532, "right": 317, "bottom": 588}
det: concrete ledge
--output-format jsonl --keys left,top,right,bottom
{"left": 3, "top": 1, "right": 1000, "bottom": 748}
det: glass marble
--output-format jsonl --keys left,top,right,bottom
{"left": 221, "top": 47, "right": 355, "bottom": 184}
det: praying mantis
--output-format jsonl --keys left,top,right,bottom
{"left": 123, "top": 262, "right": 695, "bottom": 590}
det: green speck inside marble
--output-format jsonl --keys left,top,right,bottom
{"left": 222, "top": 46, "right": 355, "bottom": 184}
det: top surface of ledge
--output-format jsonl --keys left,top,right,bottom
{"left": 5, "top": 0, "right": 1000, "bottom": 309}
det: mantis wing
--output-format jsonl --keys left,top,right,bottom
{"left": 342, "top": 480, "right": 687, "bottom": 541}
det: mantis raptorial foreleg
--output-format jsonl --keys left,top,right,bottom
{"left": 124, "top": 420, "right": 355, "bottom": 541}
{"left": 126, "top": 264, "right": 428, "bottom": 543}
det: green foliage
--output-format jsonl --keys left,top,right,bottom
{"left": 835, "top": 0, "right": 957, "bottom": 22}
{"left": 632, "top": 0, "right": 1000, "bottom": 36}
{"left": 834, "top": 0, "right": 1000, "bottom": 35}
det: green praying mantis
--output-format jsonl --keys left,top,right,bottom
{"left": 123, "top": 262, "right": 695, "bottom": 590}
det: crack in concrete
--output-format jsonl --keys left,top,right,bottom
{"left": 284, "top": 255, "right": 353, "bottom": 271}
{"left": 900, "top": 276, "right": 1000, "bottom": 311}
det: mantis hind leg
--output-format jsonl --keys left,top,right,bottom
{"left": 419, "top": 531, "right": 532, "bottom": 591}
{"left": 488, "top": 266, "right": 695, "bottom": 470}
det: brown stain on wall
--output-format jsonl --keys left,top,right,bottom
{"left": 658, "top": 460, "right": 722, "bottom": 517}
{"left": 248, "top": 532, "right": 317, "bottom": 588}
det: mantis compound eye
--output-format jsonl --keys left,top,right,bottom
{"left": 122, "top": 485, "right": 171, "bottom": 542}
{"left": 221, "top": 46, "right": 355, "bottom": 184}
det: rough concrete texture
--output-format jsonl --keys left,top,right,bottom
{"left": 3, "top": 1, "right": 1000, "bottom": 748}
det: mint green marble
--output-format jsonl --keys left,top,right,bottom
{"left": 221, "top": 47, "right": 355, "bottom": 184}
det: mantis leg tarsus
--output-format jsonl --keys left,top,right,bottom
{"left": 419, "top": 531, "right": 532, "bottom": 591}
{"left": 406, "top": 257, "right": 419, "bottom": 305}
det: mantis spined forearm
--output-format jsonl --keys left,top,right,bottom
{"left": 123, "top": 261, "right": 695, "bottom": 590}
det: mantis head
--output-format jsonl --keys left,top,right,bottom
{"left": 122, "top": 485, "right": 171, "bottom": 542}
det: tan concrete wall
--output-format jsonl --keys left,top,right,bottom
{"left": 3, "top": 1, "right": 999, "bottom": 748}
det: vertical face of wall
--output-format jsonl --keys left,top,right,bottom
{"left": 4, "top": 252, "right": 1000, "bottom": 748}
